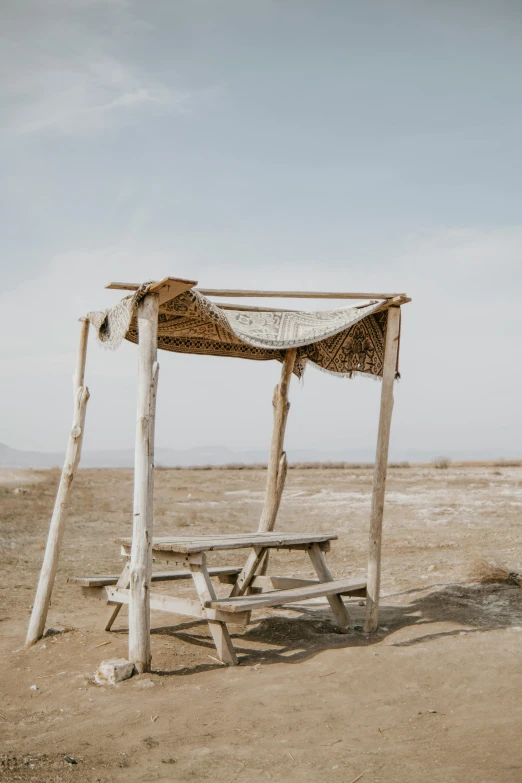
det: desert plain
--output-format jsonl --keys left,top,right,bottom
{"left": 1, "top": 463, "right": 522, "bottom": 782}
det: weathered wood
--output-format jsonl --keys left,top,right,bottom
{"left": 217, "top": 301, "right": 383, "bottom": 313}
{"left": 259, "top": 350, "right": 297, "bottom": 533}
{"left": 364, "top": 306, "right": 401, "bottom": 634}
{"left": 69, "top": 566, "right": 242, "bottom": 588}
{"left": 251, "top": 574, "right": 367, "bottom": 596}
{"left": 218, "top": 303, "right": 301, "bottom": 313}
{"left": 72, "top": 318, "right": 89, "bottom": 401}
{"left": 106, "top": 282, "right": 408, "bottom": 301}
{"left": 229, "top": 546, "right": 266, "bottom": 597}
{"left": 106, "top": 276, "right": 197, "bottom": 299}
{"left": 105, "top": 587, "right": 250, "bottom": 625}
{"left": 118, "top": 532, "right": 338, "bottom": 554}
{"left": 190, "top": 556, "right": 238, "bottom": 665}
{"left": 197, "top": 289, "right": 406, "bottom": 300}
{"left": 25, "top": 319, "right": 90, "bottom": 648}
{"left": 255, "top": 351, "right": 296, "bottom": 577}
{"left": 209, "top": 576, "right": 367, "bottom": 613}
{"left": 251, "top": 575, "right": 320, "bottom": 591}
{"left": 128, "top": 292, "right": 159, "bottom": 673}
{"left": 308, "top": 543, "right": 351, "bottom": 632}
{"left": 101, "top": 562, "right": 130, "bottom": 631}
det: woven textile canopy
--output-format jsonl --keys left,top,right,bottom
{"left": 26, "top": 276, "right": 411, "bottom": 673}
{"left": 87, "top": 277, "right": 408, "bottom": 379}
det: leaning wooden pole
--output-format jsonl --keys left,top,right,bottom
{"left": 364, "top": 306, "right": 401, "bottom": 633}
{"left": 128, "top": 292, "right": 159, "bottom": 673}
{"left": 258, "top": 348, "right": 298, "bottom": 533}
{"left": 25, "top": 318, "right": 90, "bottom": 647}
{"left": 229, "top": 349, "right": 297, "bottom": 595}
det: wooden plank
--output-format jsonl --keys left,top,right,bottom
{"left": 308, "top": 543, "right": 350, "bottom": 633}
{"left": 197, "top": 289, "right": 406, "bottom": 300}
{"left": 117, "top": 533, "right": 338, "bottom": 554}
{"left": 364, "top": 305, "right": 401, "bottom": 634}
{"left": 69, "top": 566, "right": 242, "bottom": 588}
{"left": 148, "top": 277, "right": 198, "bottom": 305}
{"left": 105, "top": 587, "right": 250, "bottom": 625}
{"left": 190, "top": 556, "right": 238, "bottom": 665}
{"left": 106, "top": 276, "right": 197, "bottom": 297}
{"left": 105, "top": 283, "right": 409, "bottom": 301}
{"left": 25, "top": 318, "right": 90, "bottom": 648}
{"left": 128, "top": 293, "right": 159, "bottom": 673}
{"left": 208, "top": 577, "right": 367, "bottom": 613}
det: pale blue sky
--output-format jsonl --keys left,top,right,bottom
{"left": 1, "top": 0, "right": 521, "bottom": 459}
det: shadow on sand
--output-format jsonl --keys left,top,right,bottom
{"left": 140, "top": 581, "right": 522, "bottom": 676}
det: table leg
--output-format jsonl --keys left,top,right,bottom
{"left": 229, "top": 546, "right": 266, "bottom": 597}
{"left": 190, "top": 555, "right": 238, "bottom": 665}
{"left": 99, "top": 563, "right": 130, "bottom": 632}
{"left": 307, "top": 544, "right": 350, "bottom": 633}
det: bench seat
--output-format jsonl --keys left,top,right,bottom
{"left": 206, "top": 576, "right": 367, "bottom": 613}
{"left": 68, "top": 566, "right": 242, "bottom": 588}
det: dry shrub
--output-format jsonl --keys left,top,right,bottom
{"left": 433, "top": 456, "right": 451, "bottom": 469}
{"left": 469, "top": 554, "right": 522, "bottom": 587}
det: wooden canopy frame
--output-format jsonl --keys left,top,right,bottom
{"left": 26, "top": 278, "right": 410, "bottom": 672}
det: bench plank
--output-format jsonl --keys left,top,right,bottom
{"left": 207, "top": 577, "right": 367, "bottom": 612}
{"left": 69, "top": 566, "right": 242, "bottom": 588}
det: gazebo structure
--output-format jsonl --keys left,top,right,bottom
{"left": 26, "top": 278, "right": 410, "bottom": 671}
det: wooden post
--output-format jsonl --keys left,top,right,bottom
{"left": 128, "top": 293, "right": 159, "bottom": 673}
{"left": 258, "top": 348, "right": 297, "bottom": 533}
{"left": 364, "top": 306, "right": 401, "bottom": 633}
{"left": 254, "top": 349, "right": 297, "bottom": 577}
{"left": 25, "top": 318, "right": 90, "bottom": 647}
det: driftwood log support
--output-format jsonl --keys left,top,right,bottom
{"left": 128, "top": 293, "right": 160, "bottom": 673}
{"left": 364, "top": 306, "right": 401, "bottom": 633}
{"left": 259, "top": 348, "right": 297, "bottom": 533}
{"left": 25, "top": 318, "right": 90, "bottom": 647}
{"left": 256, "top": 348, "right": 297, "bottom": 575}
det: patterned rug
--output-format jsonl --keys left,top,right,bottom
{"left": 87, "top": 286, "right": 399, "bottom": 379}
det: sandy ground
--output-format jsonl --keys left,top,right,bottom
{"left": 1, "top": 464, "right": 522, "bottom": 782}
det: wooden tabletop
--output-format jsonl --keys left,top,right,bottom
{"left": 117, "top": 532, "right": 338, "bottom": 554}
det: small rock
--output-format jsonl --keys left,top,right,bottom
{"left": 428, "top": 565, "right": 436, "bottom": 572}
{"left": 64, "top": 756, "right": 77, "bottom": 765}
{"left": 29, "top": 684, "right": 38, "bottom": 691}
{"left": 94, "top": 658, "right": 135, "bottom": 685}
{"left": 13, "top": 487, "right": 29, "bottom": 495}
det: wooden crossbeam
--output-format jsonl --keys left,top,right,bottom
{"left": 106, "top": 281, "right": 408, "bottom": 302}
{"left": 198, "top": 289, "right": 405, "bottom": 300}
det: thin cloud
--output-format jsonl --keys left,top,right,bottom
{"left": 1, "top": 3, "right": 196, "bottom": 136}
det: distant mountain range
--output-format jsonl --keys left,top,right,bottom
{"left": 0, "top": 441, "right": 520, "bottom": 469}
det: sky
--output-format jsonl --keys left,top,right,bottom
{"left": 1, "top": 0, "right": 521, "bottom": 461}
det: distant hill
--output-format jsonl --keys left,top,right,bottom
{"left": 0, "top": 441, "right": 375, "bottom": 468}
{"left": 1, "top": 442, "right": 519, "bottom": 469}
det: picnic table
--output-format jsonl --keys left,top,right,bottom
{"left": 72, "top": 532, "right": 366, "bottom": 665}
